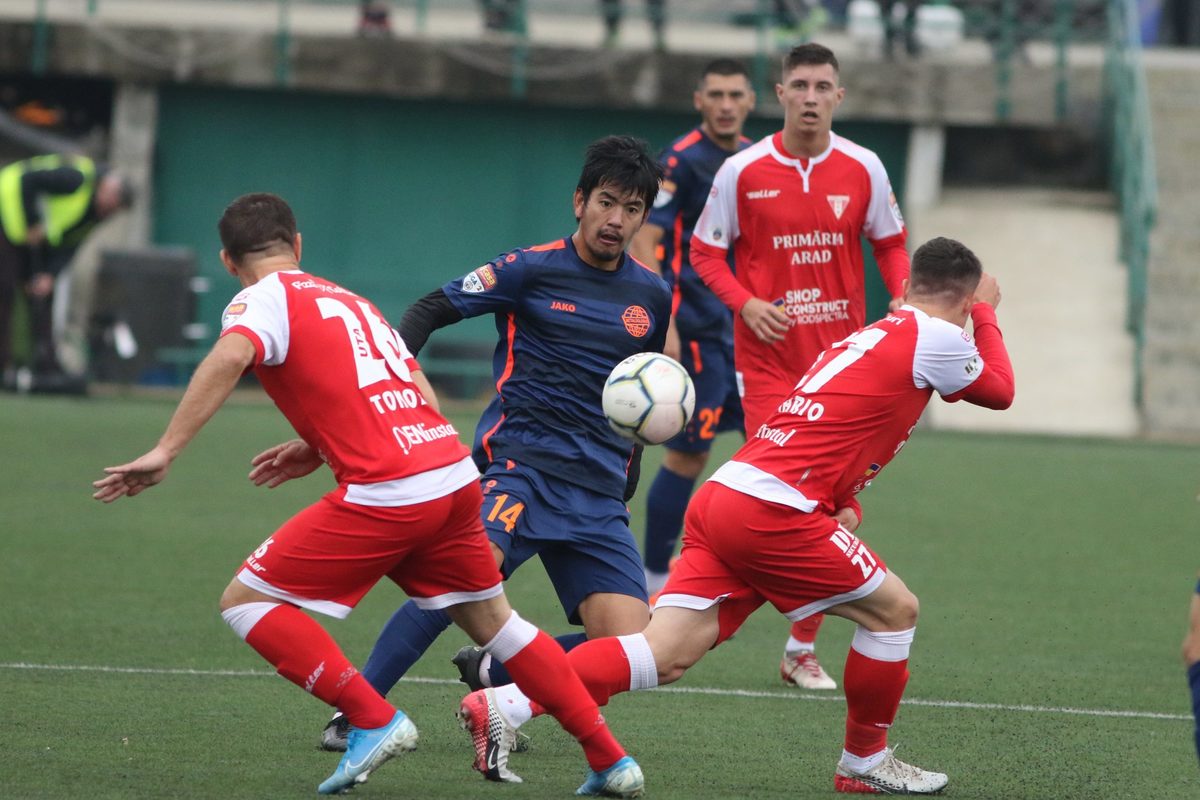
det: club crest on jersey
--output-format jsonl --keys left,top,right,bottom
{"left": 621, "top": 305, "right": 651, "bottom": 338}
{"left": 462, "top": 265, "right": 497, "bottom": 294}
{"left": 827, "top": 195, "right": 850, "bottom": 219}
{"left": 221, "top": 302, "right": 247, "bottom": 330}
{"left": 888, "top": 189, "right": 905, "bottom": 223}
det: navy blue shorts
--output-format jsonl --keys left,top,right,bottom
{"left": 665, "top": 337, "right": 744, "bottom": 453}
{"left": 479, "top": 460, "right": 648, "bottom": 625}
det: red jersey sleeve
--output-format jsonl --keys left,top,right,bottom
{"left": 943, "top": 303, "right": 1014, "bottom": 409}
{"left": 692, "top": 238, "right": 755, "bottom": 313}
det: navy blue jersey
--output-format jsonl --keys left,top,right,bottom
{"left": 444, "top": 236, "right": 671, "bottom": 500}
{"left": 647, "top": 128, "right": 751, "bottom": 343}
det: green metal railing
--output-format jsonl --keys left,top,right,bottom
{"left": 1103, "top": 0, "right": 1157, "bottom": 404}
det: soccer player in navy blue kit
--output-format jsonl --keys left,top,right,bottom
{"left": 629, "top": 59, "right": 756, "bottom": 605}
{"left": 1185, "top": 574, "right": 1200, "bottom": 763}
{"left": 320, "top": 137, "right": 668, "bottom": 787}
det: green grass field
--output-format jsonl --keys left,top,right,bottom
{"left": 2, "top": 390, "right": 1197, "bottom": 799}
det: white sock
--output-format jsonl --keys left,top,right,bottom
{"left": 840, "top": 748, "right": 887, "bottom": 774}
{"left": 784, "top": 635, "right": 814, "bottom": 657}
{"left": 617, "top": 633, "right": 658, "bottom": 691}
{"left": 645, "top": 569, "right": 669, "bottom": 595}
{"left": 220, "top": 601, "right": 279, "bottom": 640}
{"left": 477, "top": 651, "right": 494, "bottom": 688}
{"left": 491, "top": 683, "right": 533, "bottom": 727}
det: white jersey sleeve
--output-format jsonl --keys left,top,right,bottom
{"left": 219, "top": 272, "right": 290, "bottom": 366}
{"left": 857, "top": 147, "right": 905, "bottom": 242}
{"left": 911, "top": 309, "right": 984, "bottom": 397}
{"left": 692, "top": 156, "right": 741, "bottom": 251}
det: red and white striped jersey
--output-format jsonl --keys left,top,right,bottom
{"left": 692, "top": 131, "right": 907, "bottom": 386}
{"left": 709, "top": 305, "right": 1000, "bottom": 515}
{"left": 219, "top": 270, "right": 475, "bottom": 503}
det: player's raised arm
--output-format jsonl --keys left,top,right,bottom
{"left": 945, "top": 273, "right": 1014, "bottom": 410}
{"left": 92, "top": 332, "right": 257, "bottom": 502}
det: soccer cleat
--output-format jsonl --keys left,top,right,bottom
{"left": 319, "top": 713, "right": 351, "bottom": 752}
{"left": 780, "top": 651, "right": 838, "bottom": 690}
{"left": 834, "top": 748, "right": 948, "bottom": 794}
{"left": 575, "top": 755, "right": 645, "bottom": 798}
{"left": 451, "top": 645, "right": 488, "bottom": 691}
{"left": 457, "top": 688, "right": 522, "bottom": 783}
{"left": 450, "top": 647, "right": 531, "bottom": 753}
{"left": 316, "top": 710, "right": 418, "bottom": 795}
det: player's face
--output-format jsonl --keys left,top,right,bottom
{"left": 776, "top": 62, "right": 844, "bottom": 137}
{"left": 695, "top": 73, "right": 755, "bottom": 148}
{"left": 572, "top": 183, "right": 648, "bottom": 270}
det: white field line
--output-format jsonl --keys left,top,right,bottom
{"left": 1, "top": 661, "right": 1189, "bottom": 722}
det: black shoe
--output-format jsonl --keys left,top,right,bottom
{"left": 451, "top": 645, "right": 487, "bottom": 691}
{"left": 319, "top": 713, "right": 351, "bottom": 752}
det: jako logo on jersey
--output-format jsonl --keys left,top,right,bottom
{"left": 550, "top": 300, "right": 577, "bottom": 313}
{"left": 621, "top": 306, "right": 651, "bottom": 337}
{"left": 964, "top": 356, "right": 981, "bottom": 376}
{"left": 746, "top": 189, "right": 781, "bottom": 200}
{"left": 221, "top": 302, "right": 247, "bottom": 330}
{"left": 888, "top": 190, "right": 904, "bottom": 223}
{"left": 827, "top": 195, "right": 850, "bottom": 219}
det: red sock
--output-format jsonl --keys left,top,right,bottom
{"left": 842, "top": 646, "right": 909, "bottom": 756}
{"left": 790, "top": 613, "right": 824, "bottom": 645}
{"left": 504, "top": 631, "right": 626, "bottom": 771}
{"left": 243, "top": 604, "right": 394, "bottom": 729}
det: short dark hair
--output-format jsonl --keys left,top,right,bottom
{"left": 576, "top": 135, "right": 664, "bottom": 211}
{"left": 218, "top": 193, "right": 297, "bottom": 262}
{"left": 909, "top": 237, "right": 982, "bottom": 300}
{"left": 781, "top": 43, "right": 839, "bottom": 80}
{"left": 701, "top": 57, "right": 750, "bottom": 84}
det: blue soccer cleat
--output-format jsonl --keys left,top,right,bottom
{"left": 576, "top": 755, "right": 645, "bottom": 798}
{"left": 317, "top": 710, "right": 418, "bottom": 795}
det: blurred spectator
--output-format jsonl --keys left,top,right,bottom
{"left": 480, "top": 0, "right": 522, "bottom": 33}
{"left": 1166, "top": 0, "right": 1199, "bottom": 46}
{"left": 773, "top": 0, "right": 829, "bottom": 42}
{"left": 879, "top": 0, "right": 920, "bottom": 58}
{"left": 0, "top": 154, "right": 132, "bottom": 392}
{"left": 357, "top": 1, "right": 391, "bottom": 37}
{"left": 600, "top": 0, "right": 666, "bottom": 51}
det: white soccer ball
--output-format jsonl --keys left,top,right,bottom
{"left": 602, "top": 352, "right": 696, "bottom": 446}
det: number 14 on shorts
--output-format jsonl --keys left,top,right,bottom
{"left": 486, "top": 493, "right": 525, "bottom": 533}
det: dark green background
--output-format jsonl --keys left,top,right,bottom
{"left": 152, "top": 85, "right": 909, "bottom": 340}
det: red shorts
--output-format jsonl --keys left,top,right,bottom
{"left": 235, "top": 481, "right": 502, "bottom": 618}
{"left": 657, "top": 481, "right": 887, "bottom": 645}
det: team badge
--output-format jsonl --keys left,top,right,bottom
{"left": 621, "top": 305, "right": 651, "bottom": 338}
{"left": 461, "top": 265, "right": 497, "bottom": 294}
{"left": 221, "top": 302, "right": 247, "bottom": 330}
{"left": 827, "top": 194, "right": 850, "bottom": 219}
{"left": 888, "top": 189, "right": 905, "bottom": 224}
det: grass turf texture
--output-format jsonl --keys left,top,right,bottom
{"left": 2, "top": 391, "right": 1197, "bottom": 799}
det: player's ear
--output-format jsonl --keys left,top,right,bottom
{"left": 572, "top": 188, "right": 586, "bottom": 220}
{"left": 293, "top": 232, "right": 302, "bottom": 262}
{"left": 219, "top": 248, "right": 237, "bottom": 276}
{"left": 900, "top": 277, "right": 910, "bottom": 302}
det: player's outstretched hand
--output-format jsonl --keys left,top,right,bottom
{"left": 974, "top": 272, "right": 1001, "bottom": 309}
{"left": 248, "top": 438, "right": 323, "bottom": 488}
{"left": 92, "top": 446, "right": 172, "bottom": 503}
{"left": 740, "top": 297, "right": 789, "bottom": 344}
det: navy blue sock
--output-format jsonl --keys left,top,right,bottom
{"left": 1189, "top": 660, "right": 1200, "bottom": 763}
{"left": 361, "top": 601, "right": 451, "bottom": 695}
{"left": 643, "top": 466, "right": 697, "bottom": 573}
{"left": 486, "top": 631, "right": 588, "bottom": 687}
